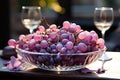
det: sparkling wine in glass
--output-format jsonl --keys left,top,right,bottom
{"left": 94, "top": 7, "right": 114, "bottom": 69}
{"left": 21, "top": 6, "right": 42, "bottom": 33}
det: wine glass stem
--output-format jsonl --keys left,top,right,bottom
{"left": 101, "top": 30, "right": 105, "bottom": 40}
{"left": 30, "top": 29, "right": 33, "bottom": 34}
{"left": 101, "top": 60, "right": 105, "bottom": 69}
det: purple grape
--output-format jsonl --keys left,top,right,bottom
{"left": 46, "top": 47, "right": 51, "bottom": 52}
{"left": 78, "top": 32, "right": 86, "bottom": 40}
{"left": 62, "top": 21, "right": 70, "bottom": 30}
{"left": 90, "top": 40, "right": 96, "bottom": 48}
{"left": 68, "top": 23, "right": 76, "bottom": 33}
{"left": 24, "top": 34, "right": 33, "bottom": 41}
{"left": 76, "top": 50, "right": 81, "bottom": 53}
{"left": 92, "top": 33, "right": 98, "bottom": 42}
{"left": 38, "top": 56, "right": 44, "bottom": 63}
{"left": 66, "top": 50, "right": 74, "bottom": 54}
{"left": 17, "top": 40, "right": 25, "bottom": 48}
{"left": 87, "top": 45, "right": 92, "bottom": 52}
{"left": 29, "top": 39, "right": 35, "bottom": 45}
{"left": 51, "top": 36, "right": 59, "bottom": 43}
{"left": 50, "top": 44, "right": 56, "bottom": 49}
{"left": 60, "top": 47, "right": 67, "bottom": 54}
{"left": 49, "top": 32, "right": 57, "bottom": 39}
{"left": 65, "top": 41, "right": 74, "bottom": 50}
{"left": 97, "top": 68, "right": 105, "bottom": 74}
{"left": 56, "top": 42, "right": 63, "bottom": 51}
{"left": 61, "top": 39, "right": 69, "bottom": 45}
{"left": 39, "top": 49, "right": 46, "bottom": 53}
{"left": 33, "top": 35, "right": 43, "bottom": 42}
{"left": 47, "top": 38, "right": 52, "bottom": 43}
{"left": 43, "top": 35, "right": 48, "bottom": 40}
{"left": 49, "top": 24, "right": 57, "bottom": 31}
{"left": 6, "top": 56, "right": 23, "bottom": 71}
{"left": 69, "top": 34, "right": 75, "bottom": 43}
{"left": 61, "top": 33, "right": 69, "bottom": 39}
{"left": 40, "top": 40, "right": 48, "bottom": 48}
{"left": 50, "top": 57, "right": 54, "bottom": 65}
{"left": 54, "top": 53, "right": 61, "bottom": 64}
{"left": 90, "top": 30, "right": 96, "bottom": 35}
{"left": 38, "top": 25, "right": 45, "bottom": 33}
{"left": 84, "top": 33, "right": 92, "bottom": 43}
{"left": 97, "top": 38, "right": 105, "bottom": 49}
{"left": 51, "top": 49, "right": 58, "bottom": 54}
{"left": 77, "top": 42, "right": 87, "bottom": 52}
{"left": 59, "top": 29, "right": 67, "bottom": 35}
{"left": 32, "top": 50, "right": 37, "bottom": 52}
{"left": 10, "top": 56, "right": 16, "bottom": 65}
{"left": 19, "top": 34, "right": 25, "bottom": 41}
{"left": 73, "top": 46, "right": 78, "bottom": 53}
{"left": 28, "top": 39, "right": 36, "bottom": 50}
{"left": 24, "top": 47, "right": 29, "bottom": 51}
{"left": 56, "top": 53, "right": 61, "bottom": 61}
{"left": 22, "top": 44, "right": 28, "bottom": 49}
{"left": 69, "top": 59, "right": 74, "bottom": 66}
{"left": 8, "top": 39, "right": 17, "bottom": 48}
{"left": 35, "top": 43, "right": 41, "bottom": 51}
{"left": 75, "top": 25, "right": 81, "bottom": 33}
{"left": 81, "top": 39, "right": 89, "bottom": 45}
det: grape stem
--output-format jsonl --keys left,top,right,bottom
{"left": 42, "top": 16, "right": 50, "bottom": 27}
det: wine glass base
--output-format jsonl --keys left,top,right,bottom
{"left": 98, "top": 54, "right": 112, "bottom": 61}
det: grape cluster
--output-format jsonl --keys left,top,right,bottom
{"left": 8, "top": 21, "right": 105, "bottom": 54}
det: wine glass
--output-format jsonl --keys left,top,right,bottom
{"left": 21, "top": 6, "right": 42, "bottom": 33}
{"left": 94, "top": 7, "right": 114, "bottom": 69}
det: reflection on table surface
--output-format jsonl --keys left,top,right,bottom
{"left": 0, "top": 51, "right": 120, "bottom": 80}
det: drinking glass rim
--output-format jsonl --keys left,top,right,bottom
{"left": 95, "top": 7, "right": 113, "bottom": 10}
{"left": 22, "top": 6, "right": 41, "bottom": 9}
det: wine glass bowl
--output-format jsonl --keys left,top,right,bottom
{"left": 94, "top": 7, "right": 114, "bottom": 38}
{"left": 21, "top": 6, "right": 42, "bottom": 33}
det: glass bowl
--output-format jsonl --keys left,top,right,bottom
{"left": 16, "top": 45, "right": 106, "bottom": 71}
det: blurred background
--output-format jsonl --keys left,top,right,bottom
{"left": 1, "top": 0, "right": 120, "bottom": 51}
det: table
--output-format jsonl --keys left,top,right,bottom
{"left": 0, "top": 51, "right": 120, "bottom": 80}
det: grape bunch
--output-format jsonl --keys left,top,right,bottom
{"left": 8, "top": 21, "right": 105, "bottom": 54}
